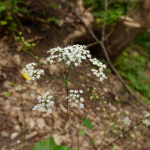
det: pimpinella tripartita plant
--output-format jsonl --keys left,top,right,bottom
{"left": 20, "top": 44, "right": 150, "bottom": 150}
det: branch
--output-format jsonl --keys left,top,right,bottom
{"left": 66, "top": 1, "right": 150, "bottom": 112}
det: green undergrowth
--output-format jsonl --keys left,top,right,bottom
{"left": 83, "top": 0, "right": 136, "bottom": 26}
{"left": 0, "top": 0, "right": 29, "bottom": 31}
{"left": 113, "top": 30, "right": 150, "bottom": 103}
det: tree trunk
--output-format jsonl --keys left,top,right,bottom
{"left": 105, "top": 0, "right": 150, "bottom": 60}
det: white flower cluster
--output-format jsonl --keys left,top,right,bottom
{"left": 122, "top": 117, "right": 131, "bottom": 125}
{"left": 46, "top": 45, "right": 107, "bottom": 81}
{"left": 46, "top": 45, "right": 91, "bottom": 67}
{"left": 66, "top": 89, "right": 84, "bottom": 108}
{"left": 142, "top": 114, "right": 150, "bottom": 126}
{"left": 22, "top": 62, "right": 44, "bottom": 83}
{"left": 90, "top": 58, "right": 107, "bottom": 81}
{"left": 32, "top": 91, "right": 54, "bottom": 113}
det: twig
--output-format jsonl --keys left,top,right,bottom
{"left": 86, "top": 41, "right": 100, "bottom": 48}
{"left": 102, "top": 0, "right": 107, "bottom": 42}
{"left": 66, "top": 1, "right": 150, "bottom": 112}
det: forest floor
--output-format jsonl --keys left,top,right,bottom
{"left": 0, "top": 0, "right": 150, "bottom": 150}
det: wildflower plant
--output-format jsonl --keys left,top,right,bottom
{"left": 20, "top": 44, "right": 150, "bottom": 150}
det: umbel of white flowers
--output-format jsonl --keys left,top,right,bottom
{"left": 45, "top": 44, "right": 107, "bottom": 81}
{"left": 33, "top": 91, "right": 54, "bottom": 113}
{"left": 22, "top": 45, "right": 107, "bottom": 113}
{"left": 66, "top": 89, "right": 84, "bottom": 108}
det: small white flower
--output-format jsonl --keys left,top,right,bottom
{"left": 74, "top": 63, "right": 78, "bottom": 66}
{"left": 76, "top": 94, "right": 80, "bottom": 98}
{"left": 26, "top": 79, "right": 30, "bottom": 83}
{"left": 142, "top": 119, "right": 150, "bottom": 126}
{"left": 17, "top": 140, "right": 21, "bottom": 143}
{"left": 122, "top": 117, "right": 131, "bottom": 125}
{"left": 74, "top": 90, "right": 78, "bottom": 93}
{"left": 66, "top": 61, "right": 71, "bottom": 65}
{"left": 58, "top": 58, "right": 62, "bottom": 62}
{"left": 68, "top": 99, "right": 72, "bottom": 102}
{"left": 42, "top": 107, "right": 46, "bottom": 112}
{"left": 80, "top": 97, "right": 84, "bottom": 102}
{"left": 142, "top": 114, "right": 150, "bottom": 126}
{"left": 80, "top": 103, "right": 84, "bottom": 108}
{"left": 50, "top": 60, "right": 53, "bottom": 64}
{"left": 71, "top": 103, "right": 75, "bottom": 107}
{"left": 48, "top": 96, "right": 53, "bottom": 99}
{"left": 87, "top": 54, "right": 91, "bottom": 58}
{"left": 37, "top": 96, "right": 41, "bottom": 100}
{"left": 144, "top": 114, "right": 150, "bottom": 118}
{"left": 48, "top": 109, "right": 52, "bottom": 113}
{"left": 50, "top": 101, "right": 54, "bottom": 105}
{"left": 79, "top": 90, "right": 83, "bottom": 93}
{"left": 100, "top": 77, "right": 103, "bottom": 81}
{"left": 75, "top": 100, "right": 79, "bottom": 103}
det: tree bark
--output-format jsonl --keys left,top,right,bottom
{"left": 105, "top": 0, "right": 150, "bottom": 60}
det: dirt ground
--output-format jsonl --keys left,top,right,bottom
{"left": 0, "top": 0, "right": 150, "bottom": 150}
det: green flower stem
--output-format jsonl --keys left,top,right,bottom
{"left": 66, "top": 63, "right": 72, "bottom": 79}
{"left": 65, "top": 81, "right": 78, "bottom": 131}
{"left": 99, "top": 126, "right": 113, "bottom": 149}
{"left": 19, "top": 53, "right": 26, "bottom": 150}
{"left": 99, "top": 114, "right": 116, "bottom": 149}
{"left": 123, "top": 128, "right": 147, "bottom": 150}
{"left": 64, "top": 64, "right": 80, "bottom": 149}
{"left": 101, "top": 117, "right": 150, "bottom": 150}
{"left": 67, "top": 77, "right": 89, "bottom": 81}
{"left": 65, "top": 82, "right": 79, "bottom": 149}
{"left": 23, "top": 50, "right": 36, "bottom": 58}
{"left": 61, "top": 62, "right": 65, "bottom": 80}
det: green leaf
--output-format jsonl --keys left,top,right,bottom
{"left": 0, "top": 5, "right": 7, "bottom": 12}
{"left": 32, "top": 137, "right": 57, "bottom": 150}
{"left": 47, "top": 17, "right": 60, "bottom": 24}
{"left": 7, "top": 26, "right": 16, "bottom": 30}
{"left": 48, "top": 3, "right": 61, "bottom": 9}
{"left": 11, "top": 21, "right": 17, "bottom": 27}
{"left": 4, "top": 92, "right": 10, "bottom": 98}
{"left": 35, "top": 56, "right": 38, "bottom": 59}
{"left": 54, "top": 145, "right": 71, "bottom": 150}
{"left": 9, "top": 82, "right": 17, "bottom": 86}
{"left": 32, "top": 137, "right": 71, "bottom": 150}
{"left": 80, "top": 130, "right": 85, "bottom": 136}
{"left": 5, "top": 15, "right": 13, "bottom": 20}
{"left": 91, "top": 140, "right": 95, "bottom": 145}
{"left": 0, "top": 20, "right": 7, "bottom": 25}
{"left": 82, "top": 117, "right": 93, "bottom": 130}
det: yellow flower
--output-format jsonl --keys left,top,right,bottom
{"left": 22, "top": 72, "right": 32, "bottom": 80}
